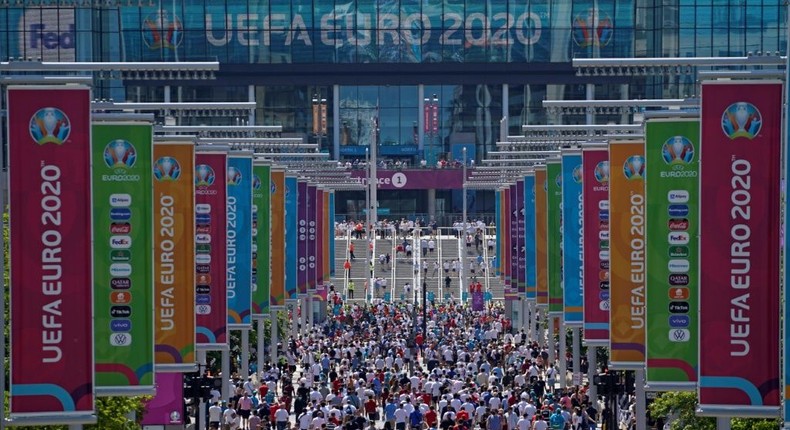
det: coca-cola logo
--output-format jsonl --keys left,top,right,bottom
{"left": 110, "top": 222, "right": 131, "bottom": 234}
{"left": 668, "top": 218, "right": 689, "bottom": 231}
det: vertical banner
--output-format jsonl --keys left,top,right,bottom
{"left": 270, "top": 170, "right": 286, "bottom": 307}
{"left": 644, "top": 119, "right": 699, "bottom": 390}
{"left": 297, "top": 181, "right": 309, "bottom": 297}
{"left": 504, "top": 185, "right": 513, "bottom": 297}
{"left": 516, "top": 180, "right": 526, "bottom": 295}
{"left": 226, "top": 152, "right": 253, "bottom": 329}
{"left": 316, "top": 188, "right": 325, "bottom": 288}
{"left": 524, "top": 172, "right": 537, "bottom": 301}
{"left": 92, "top": 122, "right": 155, "bottom": 394}
{"left": 495, "top": 190, "right": 501, "bottom": 277}
{"left": 608, "top": 140, "right": 646, "bottom": 369}
{"left": 699, "top": 81, "right": 782, "bottom": 415}
{"left": 547, "top": 159, "right": 563, "bottom": 316}
{"left": 561, "top": 149, "right": 583, "bottom": 326}
{"left": 252, "top": 162, "right": 271, "bottom": 318}
{"left": 284, "top": 175, "right": 299, "bottom": 300}
{"left": 322, "top": 190, "right": 330, "bottom": 287}
{"left": 153, "top": 141, "right": 196, "bottom": 372}
{"left": 535, "top": 166, "right": 549, "bottom": 307}
{"left": 307, "top": 185, "right": 318, "bottom": 294}
{"left": 582, "top": 146, "right": 610, "bottom": 346}
{"left": 329, "top": 191, "right": 336, "bottom": 277}
{"left": 194, "top": 150, "right": 228, "bottom": 348}
{"left": 139, "top": 373, "right": 185, "bottom": 426}
{"left": 8, "top": 86, "right": 95, "bottom": 421}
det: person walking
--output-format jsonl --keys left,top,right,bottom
{"left": 344, "top": 259, "right": 352, "bottom": 277}
{"left": 349, "top": 243, "right": 356, "bottom": 260}
{"left": 348, "top": 280, "right": 355, "bottom": 299}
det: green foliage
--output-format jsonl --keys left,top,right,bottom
{"left": 649, "top": 391, "right": 780, "bottom": 430}
{"left": 4, "top": 392, "right": 148, "bottom": 430}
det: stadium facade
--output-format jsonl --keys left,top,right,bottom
{"left": 0, "top": 0, "right": 785, "bottom": 221}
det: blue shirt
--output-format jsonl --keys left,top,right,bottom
{"left": 385, "top": 403, "right": 397, "bottom": 420}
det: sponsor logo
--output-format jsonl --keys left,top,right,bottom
{"left": 668, "top": 190, "right": 689, "bottom": 203}
{"left": 598, "top": 200, "right": 609, "bottom": 210}
{"left": 195, "top": 164, "right": 216, "bottom": 187}
{"left": 599, "top": 271, "right": 609, "bottom": 281}
{"left": 196, "top": 244, "right": 211, "bottom": 254}
{"left": 142, "top": 10, "right": 182, "bottom": 49}
{"left": 669, "top": 274, "right": 689, "bottom": 286}
{"left": 599, "top": 300, "right": 610, "bottom": 311}
{"left": 110, "top": 305, "right": 132, "bottom": 317}
{"left": 29, "top": 107, "right": 70, "bottom": 145}
{"left": 598, "top": 291, "right": 609, "bottom": 300}
{"left": 196, "top": 285, "right": 211, "bottom": 294}
{"left": 722, "top": 102, "right": 762, "bottom": 139}
{"left": 253, "top": 175, "right": 261, "bottom": 190}
{"left": 599, "top": 240, "right": 609, "bottom": 249}
{"left": 599, "top": 260, "right": 609, "bottom": 270}
{"left": 599, "top": 281, "right": 609, "bottom": 290}
{"left": 227, "top": 165, "right": 242, "bottom": 185}
{"left": 572, "top": 165, "right": 583, "bottom": 183}
{"left": 110, "top": 207, "right": 132, "bottom": 221}
{"left": 622, "top": 155, "right": 645, "bottom": 180}
{"left": 599, "top": 221, "right": 609, "bottom": 230}
{"left": 668, "top": 232, "right": 689, "bottom": 245}
{"left": 594, "top": 161, "right": 609, "bottom": 183}
{"left": 669, "top": 302, "right": 690, "bottom": 313}
{"left": 110, "top": 332, "right": 133, "bottom": 346}
{"left": 195, "top": 254, "right": 211, "bottom": 264}
{"left": 554, "top": 174, "right": 562, "bottom": 189}
{"left": 196, "top": 204, "right": 211, "bottom": 214}
{"left": 109, "top": 263, "right": 132, "bottom": 277}
{"left": 110, "top": 223, "right": 132, "bottom": 235}
{"left": 197, "top": 274, "right": 212, "bottom": 284}
{"left": 110, "top": 235, "right": 132, "bottom": 249}
{"left": 661, "top": 136, "right": 695, "bottom": 165}
{"left": 111, "top": 278, "right": 131, "bottom": 289}
{"left": 252, "top": 243, "right": 258, "bottom": 253}
{"left": 196, "top": 225, "right": 211, "bottom": 234}
{"left": 110, "top": 249, "right": 131, "bottom": 262}
{"left": 252, "top": 267, "right": 258, "bottom": 276}
{"left": 599, "top": 210, "right": 609, "bottom": 221}
{"left": 196, "top": 264, "right": 210, "bottom": 274}
{"left": 669, "top": 328, "right": 691, "bottom": 342}
{"left": 154, "top": 156, "right": 181, "bottom": 181}
{"left": 109, "top": 193, "right": 132, "bottom": 207}
{"left": 599, "top": 250, "right": 609, "bottom": 260}
{"left": 668, "top": 259, "right": 690, "bottom": 273}
{"left": 668, "top": 204, "right": 689, "bottom": 217}
{"left": 668, "top": 219, "right": 689, "bottom": 231}
{"left": 599, "top": 230, "right": 609, "bottom": 240}
{"left": 104, "top": 140, "right": 137, "bottom": 169}
{"left": 110, "top": 291, "right": 132, "bottom": 304}
{"left": 196, "top": 294, "right": 211, "bottom": 305}
{"left": 668, "top": 246, "right": 689, "bottom": 258}
{"left": 668, "top": 315, "right": 690, "bottom": 328}
{"left": 196, "top": 214, "right": 211, "bottom": 224}
{"left": 196, "top": 233, "right": 212, "bottom": 244}
{"left": 110, "top": 319, "right": 132, "bottom": 332}
{"left": 196, "top": 304, "right": 212, "bottom": 315}
{"left": 669, "top": 287, "right": 690, "bottom": 300}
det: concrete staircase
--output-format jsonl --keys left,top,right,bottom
{"left": 333, "top": 228, "right": 504, "bottom": 303}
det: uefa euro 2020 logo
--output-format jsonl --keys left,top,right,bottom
{"left": 572, "top": 165, "right": 583, "bottom": 184}
{"left": 594, "top": 161, "right": 609, "bottom": 184}
{"left": 196, "top": 164, "right": 215, "bottom": 187}
{"left": 722, "top": 102, "right": 762, "bottom": 140}
{"left": 143, "top": 10, "right": 183, "bottom": 50}
{"left": 661, "top": 136, "right": 694, "bottom": 165}
{"left": 30, "top": 107, "right": 70, "bottom": 145}
{"left": 227, "top": 166, "right": 243, "bottom": 186}
{"left": 555, "top": 174, "right": 562, "bottom": 189}
{"left": 153, "top": 156, "right": 181, "bottom": 181}
{"left": 572, "top": 8, "right": 614, "bottom": 48}
{"left": 104, "top": 140, "right": 137, "bottom": 169}
{"left": 253, "top": 175, "right": 261, "bottom": 190}
{"left": 623, "top": 155, "right": 645, "bottom": 180}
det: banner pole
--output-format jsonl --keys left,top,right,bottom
{"left": 221, "top": 346, "right": 231, "bottom": 401}
{"left": 716, "top": 417, "right": 731, "bottom": 430}
{"left": 241, "top": 329, "right": 250, "bottom": 378}
{"left": 587, "top": 347, "right": 597, "bottom": 401}
{"left": 635, "top": 368, "right": 647, "bottom": 430}
{"left": 559, "top": 315, "right": 567, "bottom": 389}
{"left": 257, "top": 318, "right": 265, "bottom": 379}
{"left": 271, "top": 310, "right": 279, "bottom": 364}
{"left": 572, "top": 327, "right": 580, "bottom": 386}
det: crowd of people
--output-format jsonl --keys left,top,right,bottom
{"left": 204, "top": 301, "right": 609, "bottom": 430}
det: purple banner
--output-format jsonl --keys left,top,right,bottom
{"left": 472, "top": 291, "right": 484, "bottom": 311}
{"left": 307, "top": 185, "right": 317, "bottom": 294}
{"left": 297, "top": 181, "right": 308, "bottom": 296}
{"left": 510, "top": 184, "right": 518, "bottom": 295}
{"left": 316, "top": 189, "right": 324, "bottom": 287}
{"left": 140, "top": 373, "right": 184, "bottom": 425}
{"left": 516, "top": 180, "right": 526, "bottom": 294}
{"left": 349, "top": 168, "right": 469, "bottom": 190}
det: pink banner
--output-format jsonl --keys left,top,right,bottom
{"left": 140, "top": 373, "right": 184, "bottom": 425}
{"left": 582, "top": 147, "right": 610, "bottom": 346}
{"left": 699, "top": 81, "right": 781, "bottom": 414}
{"left": 195, "top": 152, "right": 228, "bottom": 347}
{"left": 8, "top": 86, "right": 95, "bottom": 418}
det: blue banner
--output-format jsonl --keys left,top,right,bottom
{"left": 284, "top": 176, "right": 298, "bottom": 300}
{"left": 524, "top": 173, "right": 537, "bottom": 300}
{"left": 329, "top": 191, "right": 336, "bottom": 277}
{"left": 227, "top": 153, "right": 253, "bottom": 328}
{"left": 562, "top": 151, "right": 584, "bottom": 325}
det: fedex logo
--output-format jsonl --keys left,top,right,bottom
{"left": 29, "top": 23, "right": 75, "bottom": 50}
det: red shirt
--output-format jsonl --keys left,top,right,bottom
{"left": 425, "top": 410, "right": 438, "bottom": 427}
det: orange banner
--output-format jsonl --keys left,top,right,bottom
{"left": 608, "top": 140, "right": 646, "bottom": 368}
{"left": 535, "top": 167, "right": 548, "bottom": 307}
{"left": 153, "top": 142, "right": 196, "bottom": 370}
{"left": 270, "top": 170, "right": 286, "bottom": 306}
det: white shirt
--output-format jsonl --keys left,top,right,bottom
{"left": 394, "top": 408, "right": 409, "bottom": 423}
{"left": 209, "top": 405, "right": 223, "bottom": 422}
{"left": 275, "top": 408, "right": 290, "bottom": 422}
{"left": 532, "top": 419, "right": 548, "bottom": 430}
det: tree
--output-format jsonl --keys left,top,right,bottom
{"left": 649, "top": 391, "right": 779, "bottom": 430}
{"left": 4, "top": 392, "right": 149, "bottom": 430}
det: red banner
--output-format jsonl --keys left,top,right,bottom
{"left": 582, "top": 146, "right": 610, "bottom": 346}
{"left": 195, "top": 151, "right": 228, "bottom": 347}
{"left": 699, "top": 81, "right": 782, "bottom": 415}
{"left": 8, "top": 86, "right": 95, "bottom": 419}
